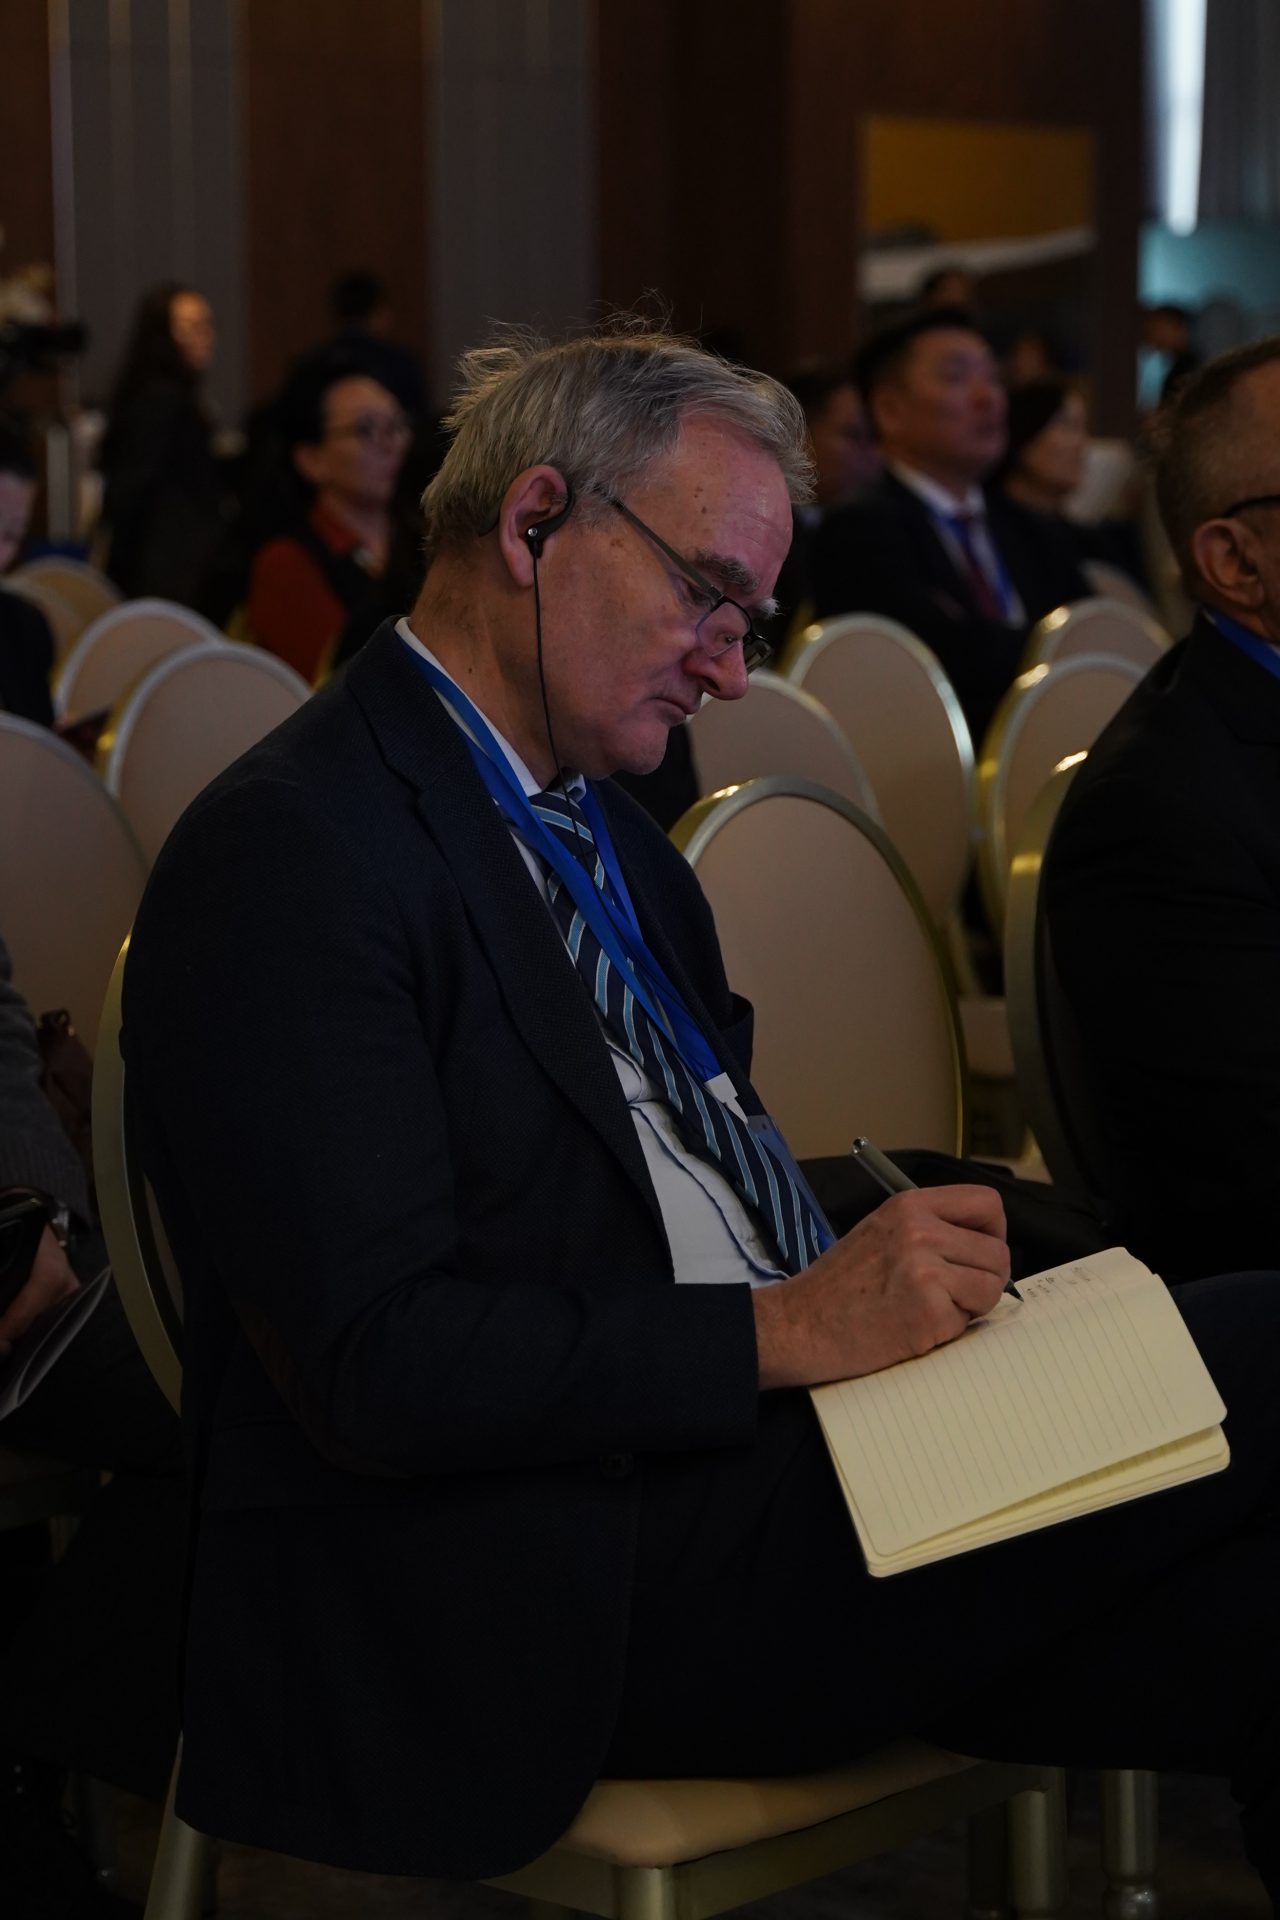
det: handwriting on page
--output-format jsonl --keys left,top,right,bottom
{"left": 816, "top": 1255, "right": 1223, "bottom": 1557}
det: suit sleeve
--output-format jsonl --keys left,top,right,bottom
{"left": 124, "top": 779, "right": 762, "bottom": 1478}
{"left": 1047, "top": 770, "right": 1280, "bottom": 1276}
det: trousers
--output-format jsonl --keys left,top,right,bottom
{"left": 603, "top": 1270, "right": 1280, "bottom": 1904}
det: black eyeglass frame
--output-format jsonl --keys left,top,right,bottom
{"left": 1218, "top": 492, "right": 1280, "bottom": 519}
{"left": 606, "top": 496, "right": 773, "bottom": 673}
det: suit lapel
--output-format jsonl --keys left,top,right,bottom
{"left": 882, "top": 471, "right": 985, "bottom": 619}
{"left": 346, "top": 631, "right": 666, "bottom": 1244}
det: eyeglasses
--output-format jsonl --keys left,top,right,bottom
{"left": 1218, "top": 493, "right": 1280, "bottom": 518}
{"left": 608, "top": 497, "right": 773, "bottom": 672}
{"left": 329, "top": 412, "right": 413, "bottom": 448}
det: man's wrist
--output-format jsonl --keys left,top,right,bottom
{"left": 0, "top": 1187, "right": 71, "bottom": 1247}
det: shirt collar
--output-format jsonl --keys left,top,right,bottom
{"left": 888, "top": 460, "right": 986, "bottom": 522}
{"left": 395, "top": 616, "right": 586, "bottom": 800}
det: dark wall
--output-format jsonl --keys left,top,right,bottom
{"left": 241, "top": 0, "right": 429, "bottom": 399}
{"left": 0, "top": 1, "right": 56, "bottom": 281}
{"left": 599, "top": 0, "right": 1144, "bottom": 431}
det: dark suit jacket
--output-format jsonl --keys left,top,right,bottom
{"left": 1043, "top": 614, "right": 1280, "bottom": 1284}
{"left": 812, "top": 471, "right": 1089, "bottom": 743}
{"left": 122, "top": 624, "right": 766, "bottom": 1878}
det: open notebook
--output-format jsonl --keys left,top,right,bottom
{"left": 811, "top": 1247, "right": 1228, "bottom": 1577}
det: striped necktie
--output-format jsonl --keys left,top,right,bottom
{"left": 531, "top": 786, "right": 823, "bottom": 1275}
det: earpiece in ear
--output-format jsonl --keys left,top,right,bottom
{"left": 523, "top": 483, "right": 575, "bottom": 561}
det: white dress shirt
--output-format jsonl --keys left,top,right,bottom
{"left": 396, "top": 619, "right": 786, "bottom": 1289}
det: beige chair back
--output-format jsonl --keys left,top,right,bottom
{"left": 687, "top": 670, "right": 879, "bottom": 819}
{"left": 1079, "top": 561, "right": 1159, "bottom": 621}
{"left": 976, "top": 653, "right": 1144, "bottom": 935}
{"left": 4, "top": 575, "right": 84, "bottom": 667}
{"left": 785, "top": 615, "right": 974, "bottom": 924}
{"left": 1025, "top": 596, "right": 1169, "bottom": 674}
{"left": 673, "top": 777, "right": 965, "bottom": 1159}
{"left": 0, "top": 714, "right": 146, "bottom": 1043}
{"left": 99, "top": 643, "right": 310, "bottom": 865}
{"left": 55, "top": 598, "right": 226, "bottom": 723}
{"left": 11, "top": 556, "right": 121, "bottom": 642}
{"left": 93, "top": 940, "right": 183, "bottom": 1411}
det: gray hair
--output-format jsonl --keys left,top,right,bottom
{"left": 423, "top": 320, "right": 814, "bottom": 557}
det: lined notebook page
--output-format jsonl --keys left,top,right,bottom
{"left": 811, "top": 1248, "right": 1226, "bottom": 1559}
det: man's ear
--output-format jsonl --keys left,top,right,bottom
{"left": 495, "top": 465, "right": 571, "bottom": 586}
{"left": 1192, "top": 517, "right": 1267, "bottom": 613}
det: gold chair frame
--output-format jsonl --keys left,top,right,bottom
{"left": 93, "top": 938, "right": 1074, "bottom": 1918}
{"left": 1023, "top": 598, "right": 1169, "bottom": 675}
{"left": 975, "top": 655, "right": 1145, "bottom": 941}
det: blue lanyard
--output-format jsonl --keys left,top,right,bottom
{"left": 1210, "top": 611, "right": 1280, "bottom": 686}
{"left": 402, "top": 641, "right": 725, "bottom": 1084}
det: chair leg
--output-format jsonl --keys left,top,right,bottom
{"left": 966, "top": 1796, "right": 1013, "bottom": 1918}
{"left": 1100, "top": 1768, "right": 1159, "bottom": 1919}
{"left": 1008, "top": 1771, "right": 1068, "bottom": 1919}
{"left": 144, "top": 1752, "right": 215, "bottom": 1920}
{"left": 615, "top": 1865, "right": 677, "bottom": 1920}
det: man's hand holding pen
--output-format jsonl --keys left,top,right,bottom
{"left": 752, "top": 1141, "right": 1010, "bottom": 1391}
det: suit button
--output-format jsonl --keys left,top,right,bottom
{"left": 599, "top": 1452, "right": 634, "bottom": 1479}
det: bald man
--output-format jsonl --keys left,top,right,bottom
{"left": 1045, "top": 337, "right": 1280, "bottom": 1282}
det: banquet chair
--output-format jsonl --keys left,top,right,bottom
{"left": 54, "top": 599, "right": 226, "bottom": 726}
{"left": 1078, "top": 563, "right": 1159, "bottom": 623}
{"left": 11, "top": 556, "right": 121, "bottom": 641}
{"left": 98, "top": 644, "right": 311, "bottom": 866}
{"left": 4, "top": 573, "right": 86, "bottom": 669}
{"left": 1024, "top": 598, "right": 1169, "bottom": 676}
{"left": 92, "top": 940, "right": 1068, "bottom": 1920}
{"left": 672, "top": 778, "right": 965, "bottom": 1159}
{"left": 686, "top": 670, "right": 879, "bottom": 819}
{"left": 976, "top": 655, "right": 1145, "bottom": 940}
{"left": 782, "top": 614, "right": 974, "bottom": 928}
{"left": 0, "top": 714, "right": 146, "bottom": 1050}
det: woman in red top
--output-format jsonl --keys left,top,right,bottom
{"left": 247, "top": 370, "right": 412, "bottom": 681}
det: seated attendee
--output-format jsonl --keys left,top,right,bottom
{"left": 917, "top": 263, "right": 977, "bottom": 311}
{"left": 0, "top": 929, "right": 184, "bottom": 1916}
{"left": 766, "top": 362, "right": 881, "bottom": 642}
{"left": 1046, "top": 336, "right": 1280, "bottom": 1286}
{"left": 123, "top": 322, "right": 1280, "bottom": 1900}
{"left": 0, "top": 419, "right": 55, "bottom": 727}
{"left": 995, "top": 377, "right": 1148, "bottom": 589}
{"left": 100, "top": 281, "right": 229, "bottom": 609}
{"left": 245, "top": 366, "right": 419, "bottom": 681}
{"left": 813, "top": 307, "right": 1089, "bottom": 742}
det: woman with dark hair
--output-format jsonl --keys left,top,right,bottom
{"left": 244, "top": 357, "right": 421, "bottom": 681}
{"left": 994, "top": 377, "right": 1147, "bottom": 587}
{"left": 0, "top": 417, "right": 56, "bottom": 727}
{"left": 100, "top": 281, "right": 227, "bottom": 607}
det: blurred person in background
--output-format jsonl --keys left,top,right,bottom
{"left": 0, "top": 417, "right": 55, "bottom": 727}
{"left": 1140, "top": 302, "right": 1201, "bottom": 412}
{"left": 995, "top": 377, "right": 1148, "bottom": 587}
{"left": 813, "top": 307, "right": 1088, "bottom": 741}
{"left": 99, "top": 282, "right": 229, "bottom": 609}
{"left": 764, "top": 361, "right": 881, "bottom": 645}
{"left": 917, "top": 262, "right": 977, "bottom": 311}
{"left": 245, "top": 361, "right": 422, "bottom": 682}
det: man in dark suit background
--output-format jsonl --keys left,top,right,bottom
{"left": 123, "top": 325, "right": 1280, "bottom": 1899}
{"left": 813, "top": 308, "right": 1088, "bottom": 742}
{"left": 1045, "top": 337, "right": 1280, "bottom": 1286}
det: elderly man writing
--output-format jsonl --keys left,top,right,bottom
{"left": 125, "top": 326, "right": 1280, "bottom": 1900}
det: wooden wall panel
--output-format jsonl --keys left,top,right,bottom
{"left": 0, "top": 1, "right": 56, "bottom": 283}
{"left": 599, "top": 0, "right": 1144, "bottom": 430}
{"left": 241, "top": 0, "right": 428, "bottom": 400}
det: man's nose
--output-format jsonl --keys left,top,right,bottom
{"left": 692, "top": 640, "right": 751, "bottom": 702}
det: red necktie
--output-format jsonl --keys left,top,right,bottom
{"left": 948, "top": 510, "right": 1005, "bottom": 621}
